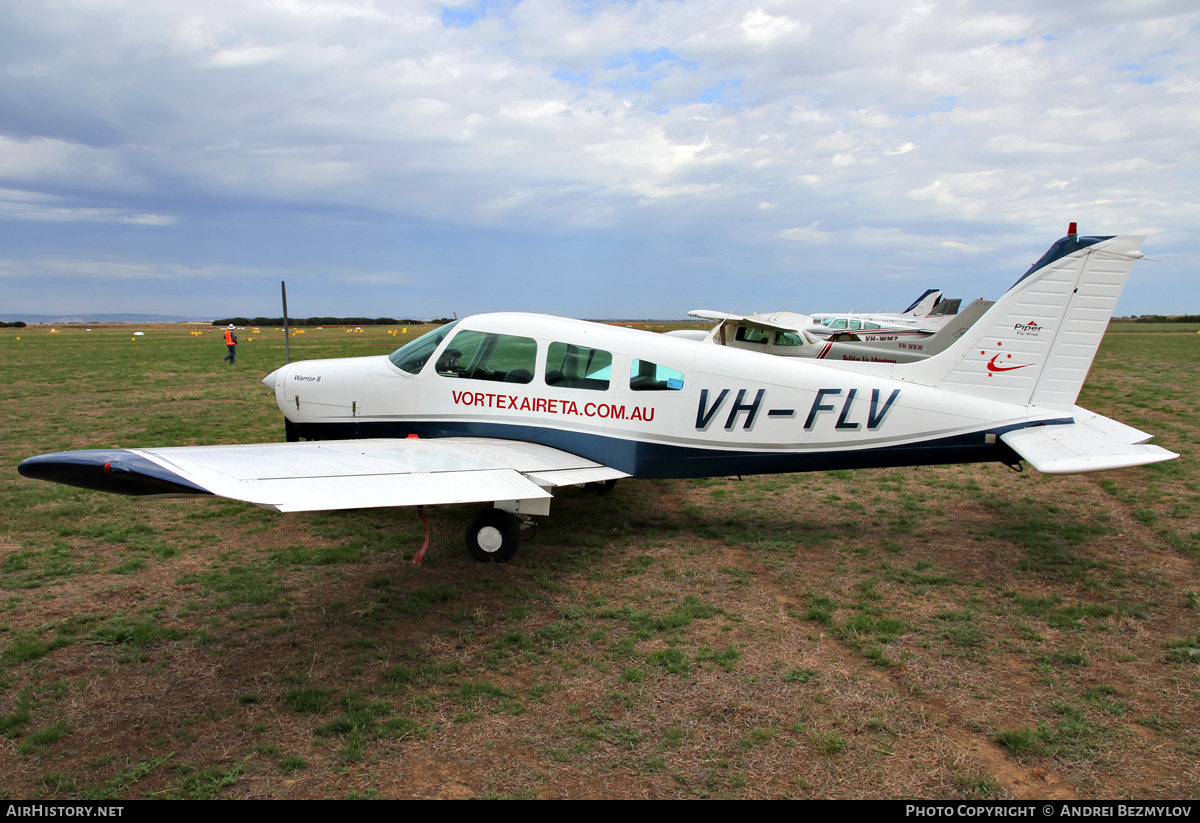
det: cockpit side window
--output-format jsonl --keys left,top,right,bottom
{"left": 734, "top": 326, "right": 769, "bottom": 344}
{"left": 630, "top": 359, "right": 685, "bottom": 391}
{"left": 545, "top": 342, "right": 612, "bottom": 391}
{"left": 437, "top": 329, "right": 536, "bottom": 384}
{"left": 389, "top": 320, "right": 460, "bottom": 374}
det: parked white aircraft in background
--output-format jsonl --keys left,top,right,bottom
{"left": 811, "top": 287, "right": 943, "bottom": 324}
{"left": 685, "top": 298, "right": 993, "bottom": 364}
{"left": 20, "top": 229, "right": 1175, "bottom": 563}
{"left": 807, "top": 296, "right": 964, "bottom": 340}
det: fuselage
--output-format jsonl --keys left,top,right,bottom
{"left": 265, "top": 313, "right": 1065, "bottom": 478}
{"left": 806, "top": 313, "right": 949, "bottom": 339}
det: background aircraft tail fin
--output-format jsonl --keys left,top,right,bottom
{"left": 906, "top": 232, "right": 1145, "bottom": 410}
{"left": 902, "top": 288, "right": 942, "bottom": 316}
{"left": 919, "top": 298, "right": 993, "bottom": 356}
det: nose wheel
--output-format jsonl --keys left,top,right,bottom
{"left": 465, "top": 508, "right": 522, "bottom": 562}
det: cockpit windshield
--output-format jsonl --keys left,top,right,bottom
{"left": 389, "top": 321, "right": 460, "bottom": 374}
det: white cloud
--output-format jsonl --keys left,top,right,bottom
{"left": 780, "top": 221, "right": 829, "bottom": 241}
{"left": 0, "top": 259, "right": 240, "bottom": 280}
{"left": 206, "top": 45, "right": 287, "bottom": 68}
{"left": 0, "top": 187, "right": 176, "bottom": 225}
{"left": 740, "top": 9, "right": 808, "bottom": 45}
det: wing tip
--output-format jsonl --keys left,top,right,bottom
{"left": 19, "top": 449, "right": 213, "bottom": 497}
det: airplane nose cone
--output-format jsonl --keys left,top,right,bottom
{"left": 263, "top": 368, "right": 281, "bottom": 390}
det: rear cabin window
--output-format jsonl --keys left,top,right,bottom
{"left": 545, "top": 342, "right": 612, "bottom": 391}
{"left": 773, "top": 332, "right": 804, "bottom": 347}
{"left": 630, "top": 359, "right": 685, "bottom": 391}
{"left": 436, "top": 330, "right": 536, "bottom": 384}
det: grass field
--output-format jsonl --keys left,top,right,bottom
{"left": 0, "top": 322, "right": 1197, "bottom": 799}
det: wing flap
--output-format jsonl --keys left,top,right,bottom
{"left": 133, "top": 437, "right": 603, "bottom": 479}
{"left": 525, "top": 466, "right": 630, "bottom": 487}
{"left": 1001, "top": 424, "right": 1177, "bottom": 475}
{"left": 223, "top": 469, "right": 551, "bottom": 513}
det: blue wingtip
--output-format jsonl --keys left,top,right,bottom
{"left": 19, "top": 450, "right": 211, "bottom": 497}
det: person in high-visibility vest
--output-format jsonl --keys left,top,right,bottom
{"left": 223, "top": 324, "right": 238, "bottom": 364}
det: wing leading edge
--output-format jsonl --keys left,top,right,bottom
{"left": 18, "top": 438, "right": 630, "bottom": 513}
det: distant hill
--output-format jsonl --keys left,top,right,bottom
{"left": 0, "top": 313, "right": 214, "bottom": 324}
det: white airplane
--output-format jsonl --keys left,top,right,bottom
{"left": 686, "top": 306, "right": 949, "bottom": 345}
{"left": 808, "top": 299, "right": 965, "bottom": 341}
{"left": 683, "top": 298, "right": 993, "bottom": 364}
{"left": 811, "top": 287, "right": 943, "bottom": 325}
{"left": 804, "top": 287, "right": 962, "bottom": 340}
{"left": 18, "top": 230, "right": 1177, "bottom": 563}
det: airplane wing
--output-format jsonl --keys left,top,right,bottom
{"left": 687, "top": 310, "right": 817, "bottom": 338}
{"left": 999, "top": 409, "right": 1177, "bottom": 475}
{"left": 688, "top": 309, "right": 749, "bottom": 322}
{"left": 17, "top": 438, "right": 629, "bottom": 513}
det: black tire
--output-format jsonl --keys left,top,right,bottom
{"left": 464, "top": 508, "right": 520, "bottom": 562}
{"left": 585, "top": 478, "right": 618, "bottom": 495}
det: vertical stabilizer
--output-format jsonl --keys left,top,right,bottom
{"left": 920, "top": 298, "right": 993, "bottom": 356}
{"left": 902, "top": 288, "right": 942, "bottom": 316}
{"left": 905, "top": 233, "right": 1144, "bottom": 410}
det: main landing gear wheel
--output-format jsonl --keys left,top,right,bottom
{"left": 465, "top": 508, "right": 521, "bottom": 563}
{"left": 585, "top": 478, "right": 618, "bottom": 495}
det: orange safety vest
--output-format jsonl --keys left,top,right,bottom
{"left": 224, "top": 329, "right": 236, "bottom": 346}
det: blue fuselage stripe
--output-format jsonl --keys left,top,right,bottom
{"left": 291, "top": 418, "right": 1069, "bottom": 479}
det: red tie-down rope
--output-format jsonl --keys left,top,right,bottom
{"left": 412, "top": 506, "right": 431, "bottom": 566}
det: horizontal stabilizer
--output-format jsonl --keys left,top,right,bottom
{"left": 1000, "top": 421, "right": 1177, "bottom": 475}
{"left": 1069, "top": 406, "right": 1157, "bottom": 445}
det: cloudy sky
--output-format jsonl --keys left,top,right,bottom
{"left": 1, "top": 0, "right": 1196, "bottom": 319}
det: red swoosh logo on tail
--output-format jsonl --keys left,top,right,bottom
{"left": 987, "top": 354, "right": 1032, "bottom": 373}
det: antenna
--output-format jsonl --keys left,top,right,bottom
{"left": 713, "top": 302, "right": 741, "bottom": 345}
{"left": 281, "top": 280, "right": 291, "bottom": 364}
